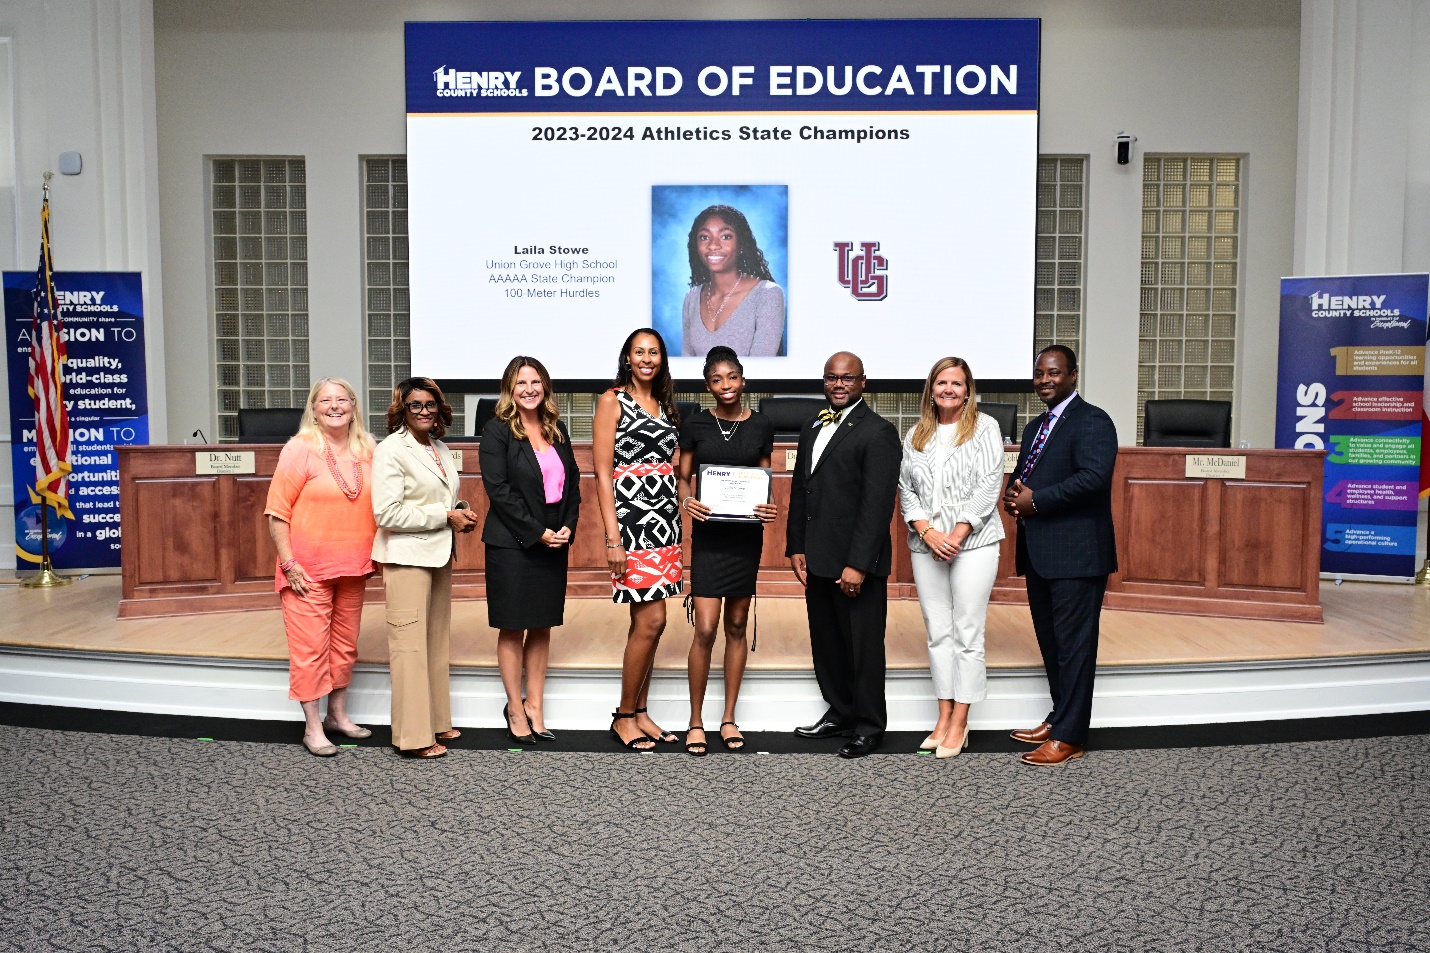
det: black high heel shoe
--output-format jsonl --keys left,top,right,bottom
{"left": 503, "top": 704, "right": 537, "bottom": 746}
{"left": 524, "top": 704, "right": 556, "bottom": 742}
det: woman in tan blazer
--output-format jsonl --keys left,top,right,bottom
{"left": 372, "top": 377, "right": 479, "bottom": 758}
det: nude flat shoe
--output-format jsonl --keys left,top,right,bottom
{"left": 322, "top": 719, "right": 372, "bottom": 739}
{"left": 302, "top": 737, "right": 339, "bottom": 757}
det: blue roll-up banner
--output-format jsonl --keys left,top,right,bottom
{"left": 5, "top": 271, "right": 148, "bottom": 571}
{"left": 1275, "top": 273, "right": 1428, "bottom": 580}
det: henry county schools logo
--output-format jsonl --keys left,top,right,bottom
{"left": 835, "top": 241, "right": 888, "bottom": 301}
{"left": 1308, "top": 291, "right": 1411, "bottom": 329}
{"left": 431, "top": 66, "right": 528, "bottom": 98}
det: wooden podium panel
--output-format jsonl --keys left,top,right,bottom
{"left": 118, "top": 443, "right": 1323, "bottom": 622}
{"left": 1101, "top": 449, "right": 1324, "bottom": 621}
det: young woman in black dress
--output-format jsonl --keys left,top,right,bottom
{"left": 676, "top": 346, "right": 777, "bottom": 755}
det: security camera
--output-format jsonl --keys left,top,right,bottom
{"left": 1116, "top": 133, "right": 1136, "bottom": 165}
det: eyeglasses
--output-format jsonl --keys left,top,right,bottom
{"left": 405, "top": 401, "right": 439, "bottom": 414}
{"left": 316, "top": 398, "right": 352, "bottom": 407}
{"left": 822, "top": 374, "right": 864, "bottom": 386}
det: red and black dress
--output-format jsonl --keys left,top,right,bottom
{"left": 610, "top": 389, "right": 684, "bottom": 603}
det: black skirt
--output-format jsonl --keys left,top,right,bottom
{"left": 485, "top": 503, "right": 569, "bottom": 629}
{"left": 689, "top": 520, "right": 764, "bottom": 598}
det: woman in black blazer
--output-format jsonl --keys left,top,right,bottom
{"left": 480, "top": 356, "right": 581, "bottom": 745}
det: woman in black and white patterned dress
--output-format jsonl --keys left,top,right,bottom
{"left": 593, "top": 328, "right": 684, "bottom": 750}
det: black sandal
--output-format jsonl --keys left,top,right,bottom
{"left": 610, "top": 711, "right": 654, "bottom": 751}
{"left": 720, "top": 721, "right": 746, "bottom": 750}
{"left": 635, "top": 707, "right": 678, "bottom": 744}
{"left": 685, "top": 726, "right": 707, "bottom": 757}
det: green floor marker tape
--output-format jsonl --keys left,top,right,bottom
{"left": 196, "top": 737, "right": 213, "bottom": 741}
{"left": 339, "top": 744, "right": 357, "bottom": 748}
{"left": 507, "top": 747, "right": 524, "bottom": 752}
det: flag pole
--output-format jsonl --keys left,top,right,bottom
{"left": 21, "top": 173, "right": 72, "bottom": 589}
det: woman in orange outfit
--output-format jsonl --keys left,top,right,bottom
{"left": 265, "top": 377, "right": 378, "bottom": 756}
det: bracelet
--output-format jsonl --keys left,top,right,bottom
{"left": 1027, "top": 496, "right": 1038, "bottom": 515}
{"left": 916, "top": 527, "right": 930, "bottom": 541}
{"left": 680, "top": 497, "right": 695, "bottom": 514}
{"left": 606, "top": 543, "right": 623, "bottom": 550}
{"left": 279, "top": 557, "right": 297, "bottom": 573}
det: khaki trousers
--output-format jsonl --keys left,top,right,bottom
{"left": 382, "top": 561, "right": 453, "bottom": 751}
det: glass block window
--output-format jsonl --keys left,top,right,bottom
{"left": 1137, "top": 155, "right": 1241, "bottom": 441}
{"left": 980, "top": 155, "right": 1087, "bottom": 432}
{"left": 363, "top": 156, "right": 464, "bottom": 436}
{"left": 211, "top": 157, "right": 309, "bottom": 442}
{"left": 865, "top": 393, "right": 919, "bottom": 438}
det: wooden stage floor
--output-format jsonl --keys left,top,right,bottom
{"left": 5, "top": 575, "right": 1429, "bottom": 671}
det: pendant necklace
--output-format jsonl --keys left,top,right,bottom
{"left": 422, "top": 439, "right": 446, "bottom": 476}
{"left": 703, "top": 275, "right": 745, "bottom": 331}
{"left": 713, "top": 408, "right": 744, "bottom": 442}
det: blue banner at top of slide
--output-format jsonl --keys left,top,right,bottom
{"left": 405, "top": 20, "right": 1040, "bottom": 114}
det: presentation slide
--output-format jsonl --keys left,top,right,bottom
{"left": 405, "top": 19, "right": 1040, "bottom": 386}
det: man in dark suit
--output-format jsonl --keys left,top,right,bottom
{"left": 1003, "top": 345, "right": 1118, "bottom": 766}
{"left": 786, "top": 351, "right": 902, "bottom": 758}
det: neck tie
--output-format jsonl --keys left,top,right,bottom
{"left": 1018, "top": 414, "right": 1055, "bottom": 480}
{"left": 817, "top": 408, "right": 841, "bottom": 426}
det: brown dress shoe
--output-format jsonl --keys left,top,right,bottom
{"left": 1020, "top": 740, "right": 1084, "bottom": 766}
{"left": 1010, "top": 722, "right": 1052, "bottom": 745}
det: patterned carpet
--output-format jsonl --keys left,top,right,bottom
{"left": 1, "top": 726, "right": 1428, "bottom": 952}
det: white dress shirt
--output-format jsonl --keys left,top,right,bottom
{"left": 809, "top": 398, "right": 862, "bottom": 470}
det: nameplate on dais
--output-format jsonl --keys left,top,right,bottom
{"left": 196, "top": 450, "right": 255, "bottom": 475}
{"left": 1185, "top": 454, "right": 1246, "bottom": 480}
{"left": 1004, "top": 450, "right": 1019, "bottom": 474}
{"left": 784, "top": 449, "right": 798, "bottom": 472}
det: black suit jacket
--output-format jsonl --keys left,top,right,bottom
{"left": 479, "top": 417, "right": 581, "bottom": 549}
{"left": 1011, "top": 394, "right": 1118, "bottom": 579}
{"left": 785, "top": 401, "right": 902, "bottom": 578}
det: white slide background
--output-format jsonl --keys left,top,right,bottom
{"left": 408, "top": 111, "right": 1036, "bottom": 382}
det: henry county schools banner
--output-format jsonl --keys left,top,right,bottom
{"left": 5, "top": 271, "right": 148, "bottom": 571}
{"left": 1275, "top": 273, "right": 1428, "bottom": 580}
{"left": 404, "top": 19, "right": 1040, "bottom": 385}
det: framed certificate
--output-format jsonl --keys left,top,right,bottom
{"left": 697, "top": 464, "right": 773, "bottom": 522}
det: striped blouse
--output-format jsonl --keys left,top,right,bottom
{"left": 898, "top": 411, "right": 1007, "bottom": 555}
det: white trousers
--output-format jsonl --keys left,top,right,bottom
{"left": 910, "top": 542, "right": 1000, "bottom": 703}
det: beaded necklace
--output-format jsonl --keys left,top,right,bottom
{"left": 323, "top": 441, "right": 362, "bottom": 500}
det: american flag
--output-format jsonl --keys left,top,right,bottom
{"left": 27, "top": 193, "right": 72, "bottom": 520}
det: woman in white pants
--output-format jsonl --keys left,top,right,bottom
{"left": 899, "top": 356, "right": 1007, "bottom": 758}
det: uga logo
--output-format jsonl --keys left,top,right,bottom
{"left": 834, "top": 241, "right": 888, "bottom": 301}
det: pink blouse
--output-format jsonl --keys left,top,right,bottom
{"left": 535, "top": 445, "right": 565, "bottom": 504}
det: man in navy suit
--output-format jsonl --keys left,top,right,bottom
{"left": 1002, "top": 345, "right": 1118, "bottom": 766}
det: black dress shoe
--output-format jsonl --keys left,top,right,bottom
{"left": 837, "top": 733, "right": 883, "bottom": 758}
{"left": 794, "top": 719, "right": 854, "bottom": 739}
